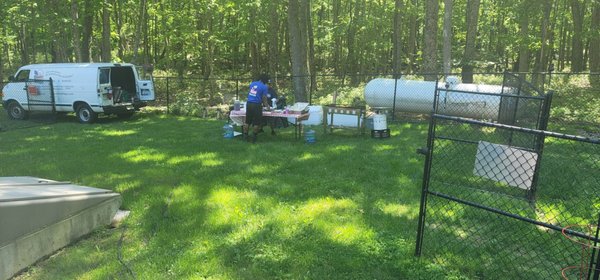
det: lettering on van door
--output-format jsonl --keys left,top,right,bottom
{"left": 46, "top": 71, "right": 75, "bottom": 95}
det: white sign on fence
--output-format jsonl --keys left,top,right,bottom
{"left": 473, "top": 141, "right": 538, "bottom": 190}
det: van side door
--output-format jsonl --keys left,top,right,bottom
{"left": 135, "top": 66, "right": 155, "bottom": 101}
{"left": 137, "top": 79, "right": 155, "bottom": 101}
{"left": 98, "top": 68, "right": 113, "bottom": 105}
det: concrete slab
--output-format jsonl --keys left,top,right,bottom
{"left": 0, "top": 176, "right": 121, "bottom": 280}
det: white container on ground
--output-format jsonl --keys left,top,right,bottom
{"left": 372, "top": 114, "right": 387, "bottom": 130}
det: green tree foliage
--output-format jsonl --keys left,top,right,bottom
{"left": 0, "top": 0, "right": 597, "bottom": 85}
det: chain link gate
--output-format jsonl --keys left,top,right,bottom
{"left": 415, "top": 73, "right": 600, "bottom": 279}
{"left": 24, "top": 79, "right": 56, "bottom": 113}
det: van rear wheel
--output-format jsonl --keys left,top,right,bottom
{"left": 7, "top": 101, "right": 28, "bottom": 120}
{"left": 76, "top": 104, "right": 97, "bottom": 124}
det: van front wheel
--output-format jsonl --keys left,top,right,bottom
{"left": 7, "top": 101, "right": 29, "bottom": 120}
{"left": 76, "top": 104, "right": 97, "bottom": 124}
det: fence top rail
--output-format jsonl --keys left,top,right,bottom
{"left": 433, "top": 114, "right": 600, "bottom": 144}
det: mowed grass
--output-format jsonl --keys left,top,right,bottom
{"left": 0, "top": 112, "right": 467, "bottom": 279}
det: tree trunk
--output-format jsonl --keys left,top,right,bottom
{"left": 517, "top": 3, "right": 530, "bottom": 77}
{"left": 101, "top": 2, "right": 112, "bottom": 62}
{"left": 332, "top": 0, "right": 342, "bottom": 76}
{"left": 462, "top": 0, "right": 480, "bottom": 83}
{"left": 346, "top": 2, "right": 360, "bottom": 85}
{"left": 307, "top": 0, "right": 317, "bottom": 94}
{"left": 268, "top": 1, "right": 280, "bottom": 78}
{"left": 250, "top": 41, "right": 260, "bottom": 77}
{"left": 0, "top": 46, "right": 3, "bottom": 81}
{"left": 406, "top": 0, "right": 418, "bottom": 73}
{"left": 0, "top": 26, "right": 3, "bottom": 81}
{"left": 132, "top": 0, "right": 147, "bottom": 64}
{"left": 81, "top": 0, "right": 94, "bottom": 62}
{"left": 590, "top": 0, "right": 600, "bottom": 88}
{"left": 422, "top": 0, "right": 439, "bottom": 81}
{"left": 196, "top": 6, "right": 213, "bottom": 80}
{"left": 288, "top": 0, "right": 310, "bottom": 102}
{"left": 393, "top": 0, "right": 404, "bottom": 78}
{"left": 19, "top": 23, "right": 29, "bottom": 65}
{"left": 142, "top": 4, "right": 150, "bottom": 65}
{"left": 442, "top": 0, "right": 452, "bottom": 77}
{"left": 533, "top": 0, "right": 553, "bottom": 88}
{"left": 71, "top": 0, "right": 81, "bottom": 62}
{"left": 558, "top": 9, "right": 567, "bottom": 71}
{"left": 113, "top": 0, "right": 124, "bottom": 60}
{"left": 495, "top": 9, "right": 506, "bottom": 70}
{"left": 570, "top": 0, "right": 585, "bottom": 72}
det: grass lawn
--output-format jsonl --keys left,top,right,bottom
{"left": 0, "top": 112, "right": 468, "bottom": 279}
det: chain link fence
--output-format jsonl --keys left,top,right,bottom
{"left": 149, "top": 72, "right": 598, "bottom": 130}
{"left": 0, "top": 79, "right": 58, "bottom": 131}
{"left": 415, "top": 73, "right": 600, "bottom": 278}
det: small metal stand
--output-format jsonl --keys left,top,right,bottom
{"left": 561, "top": 224, "right": 600, "bottom": 280}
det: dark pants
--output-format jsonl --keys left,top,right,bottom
{"left": 245, "top": 102, "right": 263, "bottom": 127}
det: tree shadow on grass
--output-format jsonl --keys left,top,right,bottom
{"left": 3, "top": 114, "right": 442, "bottom": 279}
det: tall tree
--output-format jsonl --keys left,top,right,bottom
{"left": 406, "top": 0, "right": 419, "bottom": 73}
{"left": 442, "top": 0, "right": 452, "bottom": 77}
{"left": 393, "top": 0, "right": 404, "bottom": 78}
{"left": 533, "top": 0, "right": 554, "bottom": 88}
{"left": 101, "top": 1, "right": 112, "bottom": 62}
{"left": 268, "top": 1, "right": 280, "bottom": 78}
{"left": 331, "top": 0, "right": 343, "bottom": 76}
{"left": 113, "top": 0, "right": 124, "bottom": 60}
{"left": 288, "top": 0, "right": 310, "bottom": 102}
{"left": 590, "top": 0, "right": 600, "bottom": 87}
{"left": 422, "top": 0, "right": 439, "bottom": 81}
{"left": 517, "top": 1, "right": 531, "bottom": 76}
{"left": 71, "top": 0, "right": 81, "bottom": 62}
{"left": 570, "top": 0, "right": 585, "bottom": 72}
{"left": 132, "top": 0, "right": 147, "bottom": 64}
{"left": 307, "top": 0, "right": 317, "bottom": 93}
{"left": 346, "top": 0, "right": 362, "bottom": 85}
{"left": 80, "top": 0, "right": 94, "bottom": 62}
{"left": 0, "top": 15, "right": 3, "bottom": 80}
{"left": 462, "top": 0, "right": 480, "bottom": 83}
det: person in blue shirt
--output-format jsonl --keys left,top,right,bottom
{"left": 244, "top": 74, "right": 270, "bottom": 143}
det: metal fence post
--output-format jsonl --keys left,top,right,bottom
{"left": 166, "top": 77, "right": 170, "bottom": 115}
{"left": 236, "top": 78, "right": 239, "bottom": 100}
{"left": 392, "top": 76, "right": 398, "bottom": 121}
{"left": 49, "top": 78, "right": 55, "bottom": 114}
{"left": 589, "top": 214, "right": 600, "bottom": 280}
{"left": 415, "top": 86, "right": 442, "bottom": 257}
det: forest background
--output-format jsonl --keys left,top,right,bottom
{"left": 0, "top": 0, "right": 598, "bottom": 102}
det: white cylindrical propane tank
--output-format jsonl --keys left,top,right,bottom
{"left": 364, "top": 77, "right": 504, "bottom": 120}
{"left": 364, "top": 78, "right": 438, "bottom": 114}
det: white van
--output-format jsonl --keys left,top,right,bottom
{"left": 1, "top": 63, "right": 155, "bottom": 123}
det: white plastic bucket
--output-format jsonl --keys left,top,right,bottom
{"left": 373, "top": 114, "right": 387, "bottom": 130}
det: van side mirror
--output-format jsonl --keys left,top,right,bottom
{"left": 8, "top": 76, "right": 15, "bottom": 82}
